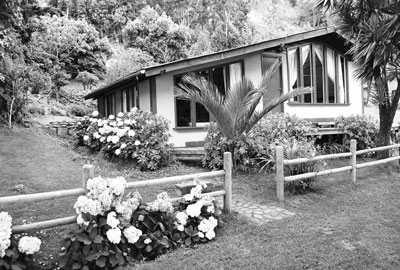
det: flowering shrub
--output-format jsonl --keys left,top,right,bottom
{"left": 73, "top": 108, "right": 174, "bottom": 170}
{"left": 0, "top": 212, "right": 41, "bottom": 270}
{"left": 60, "top": 176, "right": 221, "bottom": 269}
{"left": 203, "top": 113, "right": 317, "bottom": 171}
{"left": 335, "top": 115, "right": 378, "bottom": 151}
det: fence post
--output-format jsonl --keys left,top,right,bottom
{"left": 223, "top": 152, "right": 232, "bottom": 214}
{"left": 276, "top": 146, "right": 285, "bottom": 202}
{"left": 82, "top": 164, "right": 95, "bottom": 191}
{"left": 350, "top": 139, "right": 357, "bottom": 183}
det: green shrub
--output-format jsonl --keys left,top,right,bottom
{"left": 73, "top": 108, "right": 174, "bottom": 171}
{"left": 265, "top": 137, "right": 324, "bottom": 192}
{"left": 202, "top": 113, "right": 317, "bottom": 171}
{"left": 335, "top": 115, "right": 378, "bottom": 151}
{"left": 68, "top": 104, "right": 92, "bottom": 117}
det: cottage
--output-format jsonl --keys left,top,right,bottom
{"left": 84, "top": 27, "right": 363, "bottom": 147}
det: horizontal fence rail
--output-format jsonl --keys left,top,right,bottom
{"left": 276, "top": 139, "right": 400, "bottom": 201}
{"left": 3, "top": 153, "right": 233, "bottom": 234}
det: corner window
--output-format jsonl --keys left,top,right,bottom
{"left": 288, "top": 44, "right": 348, "bottom": 104}
{"left": 175, "top": 61, "right": 243, "bottom": 127}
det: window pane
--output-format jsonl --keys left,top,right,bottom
{"left": 302, "top": 45, "right": 312, "bottom": 103}
{"left": 229, "top": 62, "right": 242, "bottom": 89}
{"left": 326, "top": 48, "right": 336, "bottom": 103}
{"left": 314, "top": 45, "right": 324, "bottom": 103}
{"left": 122, "top": 90, "right": 128, "bottom": 112}
{"left": 338, "top": 56, "right": 346, "bottom": 103}
{"left": 211, "top": 66, "right": 226, "bottom": 96}
{"left": 195, "top": 102, "right": 209, "bottom": 125}
{"left": 176, "top": 99, "right": 191, "bottom": 127}
{"left": 288, "top": 48, "right": 299, "bottom": 101}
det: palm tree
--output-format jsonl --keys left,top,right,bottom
{"left": 174, "top": 58, "right": 311, "bottom": 142}
{"left": 316, "top": 0, "right": 400, "bottom": 157}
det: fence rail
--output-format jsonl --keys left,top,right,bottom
{"left": 3, "top": 153, "right": 232, "bottom": 234}
{"left": 276, "top": 140, "right": 400, "bottom": 201}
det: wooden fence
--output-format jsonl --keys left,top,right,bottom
{"left": 0, "top": 152, "right": 232, "bottom": 234}
{"left": 276, "top": 139, "right": 400, "bottom": 201}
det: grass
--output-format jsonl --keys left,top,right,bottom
{"left": 1, "top": 126, "right": 400, "bottom": 269}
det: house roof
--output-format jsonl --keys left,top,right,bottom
{"left": 85, "top": 26, "right": 352, "bottom": 99}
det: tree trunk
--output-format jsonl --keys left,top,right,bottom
{"left": 9, "top": 96, "right": 15, "bottom": 129}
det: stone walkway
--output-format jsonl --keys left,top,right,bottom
{"left": 233, "top": 201, "right": 295, "bottom": 224}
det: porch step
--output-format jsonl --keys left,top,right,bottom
{"left": 173, "top": 147, "right": 205, "bottom": 162}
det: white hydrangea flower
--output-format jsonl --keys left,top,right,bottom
{"left": 97, "top": 121, "right": 104, "bottom": 127}
{"left": 109, "top": 121, "right": 116, "bottom": 127}
{"left": 186, "top": 201, "right": 203, "bottom": 218}
{"left": 112, "top": 135, "right": 120, "bottom": 144}
{"left": 107, "top": 136, "right": 112, "bottom": 142}
{"left": 74, "top": 196, "right": 103, "bottom": 216}
{"left": 98, "top": 128, "right": 105, "bottom": 135}
{"left": 76, "top": 214, "right": 89, "bottom": 226}
{"left": 117, "top": 121, "right": 124, "bottom": 127}
{"left": 106, "top": 212, "right": 120, "bottom": 228}
{"left": 92, "top": 111, "right": 99, "bottom": 117}
{"left": 144, "top": 238, "right": 152, "bottom": 245}
{"left": 117, "top": 112, "right": 124, "bottom": 118}
{"left": 157, "top": 192, "right": 170, "bottom": 201}
{"left": 130, "top": 107, "right": 138, "bottom": 114}
{"left": 115, "top": 202, "right": 133, "bottom": 222}
{"left": 128, "top": 130, "right": 136, "bottom": 137}
{"left": 198, "top": 231, "right": 204, "bottom": 238}
{"left": 100, "top": 137, "right": 106, "bottom": 143}
{"left": 123, "top": 226, "right": 142, "bottom": 244}
{"left": 124, "top": 119, "right": 132, "bottom": 125}
{"left": 106, "top": 228, "right": 121, "bottom": 244}
{"left": 98, "top": 189, "right": 113, "bottom": 211}
{"left": 175, "top": 211, "right": 188, "bottom": 226}
{"left": 115, "top": 149, "right": 121, "bottom": 155}
{"left": 0, "top": 212, "right": 12, "bottom": 258}
{"left": 134, "top": 140, "right": 141, "bottom": 146}
{"left": 86, "top": 176, "right": 108, "bottom": 199}
{"left": 190, "top": 185, "right": 203, "bottom": 199}
{"left": 93, "top": 132, "right": 101, "bottom": 139}
{"left": 207, "top": 205, "right": 215, "bottom": 213}
{"left": 183, "top": 193, "right": 194, "bottom": 202}
{"left": 205, "top": 230, "right": 216, "bottom": 240}
{"left": 116, "top": 129, "right": 126, "bottom": 137}
{"left": 108, "top": 177, "right": 126, "bottom": 196}
{"left": 177, "top": 224, "right": 184, "bottom": 231}
{"left": 108, "top": 115, "right": 115, "bottom": 120}
{"left": 18, "top": 236, "right": 41, "bottom": 255}
{"left": 83, "top": 135, "right": 89, "bottom": 141}
{"left": 120, "top": 143, "right": 127, "bottom": 149}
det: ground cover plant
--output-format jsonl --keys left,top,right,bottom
{"left": 1, "top": 126, "right": 399, "bottom": 269}
{"left": 74, "top": 108, "right": 174, "bottom": 170}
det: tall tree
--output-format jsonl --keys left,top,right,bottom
{"left": 122, "top": 6, "right": 191, "bottom": 63}
{"left": 317, "top": 0, "right": 400, "bottom": 156}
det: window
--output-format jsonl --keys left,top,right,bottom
{"left": 121, "top": 89, "right": 129, "bottom": 113}
{"left": 175, "top": 61, "right": 243, "bottom": 127}
{"left": 288, "top": 44, "right": 348, "bottom": 104}
{"left": 104, "top": 93, "right": 115, "bottom": 116}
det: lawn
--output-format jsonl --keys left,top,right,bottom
{"left": 1, "top": 126, "right": 399, "bottom": 269}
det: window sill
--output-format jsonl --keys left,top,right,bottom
{"left": 173, "top": 126, "right": 208, "bottom": 131}
{"left": 287, "top": 102, "right": 351, "bottom": 106}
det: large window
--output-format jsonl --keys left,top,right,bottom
{"left": 175, "top": 61, "right": 243, "bottom": 127}
{"left": 288, "top": 44, "right": 348, "bottom": 104}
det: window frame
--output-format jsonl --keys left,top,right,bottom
{"left": 174, "top": 60, "right": 244, "bottom": 129}
{"left": 287, "top": 42, "right": 349, "bottom": 105}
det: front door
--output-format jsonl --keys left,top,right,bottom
{"left": 262, "top": 53, "right": 284, "bottom": 113}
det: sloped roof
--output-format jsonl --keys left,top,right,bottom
{"left": 85, "top": 27, "right": 352, "bottom": 99}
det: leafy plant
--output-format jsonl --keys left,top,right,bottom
{"left": 335, "top": 115, "right": 378, "bottom": 152}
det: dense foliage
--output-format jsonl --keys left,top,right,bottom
{"left": 202, "top": 113, "right": 317, "bottom": 171}
{"left": 335, "top": 115, "right": 378, "bottom": 151}
{"left": 59, "top": 176, "right": 221, "bottom": 269}
{"left": 74, "top": 108, "right": 173, "bottom": 171}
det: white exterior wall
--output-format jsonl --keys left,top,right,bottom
{"left": 283, "top": 61, "right": 364, "bottom": 118}
{"left": 138, "top": 80, "right": 151, "bottom": 112}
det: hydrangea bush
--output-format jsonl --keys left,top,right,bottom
{"left": 74, "top": 108, "right": 174, "bottom": 170}
{"left": 0, "top": 212, "right": 41, "bottom": 270}
{"left": 59, "top": 175, "right": 221, "bottom": 269}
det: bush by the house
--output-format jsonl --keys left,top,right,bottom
{"left": 0, "top": 212, "right": 42, "bottom": 270}
{"left": 335, "top": 115, "right": 378, "bottom": 151}
{"left": 74, "top": 108, "right": 174, "bottom": 170}
{"left": 68, "top": 104, "right": 92, "bottom": 117}
{"left": 202, "top": 113, "right": 317, "bottom": 171}
{"left": 59, "top": 176, "right": 221, "bottom": 269}
{"left": 265, "top": 137, "right": 324, "bottom": 192}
